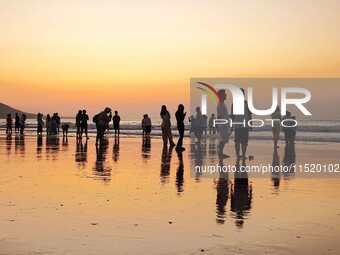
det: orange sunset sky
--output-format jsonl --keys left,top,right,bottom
{"left": 0, "top": 0, "right": 339, "bottom": 119}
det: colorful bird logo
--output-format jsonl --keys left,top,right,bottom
{"left": 196, "top": 82, "right": 223, "bottom": 105}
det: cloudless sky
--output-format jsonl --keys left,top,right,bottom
{"left": 0, "top": 0, "right": 339, "bottom": 118}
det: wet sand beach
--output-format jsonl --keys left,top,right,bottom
{"left": 0, "top": 135, "right": 340, "bottom": 255}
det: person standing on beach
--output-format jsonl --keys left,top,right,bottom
{"left": 46, "top": 114, "right": 51, "bottom": 135}
{"left": 231, "top": 88, "right": 252, "bottom": 162}
{"left": 81, "top": 109, "right": 89, "bottom": 139}
{"left": 15, "top": 113, "right": 19, "bottom": 133}
{"left": 76, "top": 110, "right": 82, "bottom": 139}
{"left": 160, "top": 105, "right": 175, "bottom": 147}
{"left": 19, "top": 113, "right": 26, "bottom": 134}
{"left": 194, "top": 107, "right": 204, "bottom": 146}
{"left": 37, "top": 113, "right": 44, "bottom": 135}
{"left": 175, "top": 104, "right": 186, "bottom": 151}
{"left": 96, "top": 107, "right": 112, "bottom": 146}
{"left": 202, "top": 114, "right": 208, "bottom": 135}
{"left": 112, "top": 111, "right": 121, "bottom": 136}
{"left": 142, "top": 114, "right": 152, "bottom": 137}
{"left": 51, "top": 113, "right": 57, "bottom": 135}
{"left": 6, "top": 113, "right": 12, "bottom": 134}
{"left": 56, "top": 113, "right": 61, "bottom": 133}
{"left": 142, "top": 114, "right": 147, "bottom": 136}
{"left": 209, "top": 113, "right": 216, "bottom": 135}
{"left": 216, "top": 89, "right": 230, "bottom": 158}
{"left": 271, "top": 106, "right": 281, "bottom": 148}
{"left": 62, "top": 123, "right": 70, "bottom": 137}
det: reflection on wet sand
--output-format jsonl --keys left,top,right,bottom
{"left": 283, "top": 142, "right": 296, "bottom": 179}
{"left": 15, "top": 134, "right": 25, "bottom": 157}
{"left": 37, "top": 135, "right": 43, "bottom": 160}
{"left": 160, "top": 145, "right": 174, "bottom": 184}
{"left": 6, "top": 134, "right": 12, "bottom": 155}
{"left": 62, "top": 136, "right": 69, "bottom": 151}
{"left": 93, "top": 139, "right": 111, "bottom": 182}
{"left": 215, "top": 159, "right": 229, "bottom": 225}
{"left": 231, "top": 159, "right": 253, "bottom": 228}
{"left": 75, "top": 139, "right": 88, "bottom": 167}
{"left": 175, "top": 150, "right": 184, "bottom": 194}
{"left": 46, "top": 135, "right": 60, "bottom": 161}
{"left": 113, "top": 136, "right": 120, "bottom": 162}
{"left": 271, "top": 147, "right": 281, "bottom": 190}
{"left": 141, "top": 136, "right": 151, "bottom": 159}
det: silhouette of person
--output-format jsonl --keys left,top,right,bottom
{"left": 37, "top": 113, "right": 44, "bottom": 135}
{"left": 231, "top": 88, "right": 252, "bottom": 163}
{"left": 160, "top": 105, "right": 175, "bottom": 147}
{"left": 271, "top": 106, "right": 281, "bottom": 148}
{"left": 231, "top": 159, "right": 252, "bottom": 228}
{"left": 62, "top": 123, "right": 70, "bottom": 137}
{"left": 142, "top": 114, "right": 152, "bottom": 137}
{"left": 6, "top": 113, "right": 12, "bottom": 134}
{"left": 112, "top": 111, "right": 121, "bottom": 136}
{"left": 55, "top": 113, "right": 61, "bottom": 133}
{"left": 81, "top": 109, "right": 89, "bottom": 139}
{"left": 175, "top": 104, "right": 186, "bottom": 151}
{"left": 50, "top": 113, "right": 58, "bottom": 135}
{"left": 15, "top": 113, "right": 19, "bottom": 133}
{"left": 194, "top": 107, "right": 204, "bottom": 146}
{"left": 188, "top": 115, "right": 195, "bottom": 134}
{"left": 19, "top": 114, "right": 26, "bottom": 134}
{"left": 46, "top": 114, "right": 51, "bottom": 135}
{"left": 209, "top": 113, "right": 216, "bottom": 135}
{"left": 76, "top": 110, "right": 82, "bottom": 139}
{"left": 202, "top": 114, "right": 208, "bottom": 135}
{"left": 216, "top": 89, "right": 230, "bottom": 158}
{"left": 96, "top": 107, "right": 112, "bottom": 147}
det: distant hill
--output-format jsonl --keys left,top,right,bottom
{"left": 0, "top": 102, "right": 36, "bottom": 119}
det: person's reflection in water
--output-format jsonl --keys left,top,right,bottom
{"left": 113, "top": 136, "right": 120, "bottom": 162}
{"left": 208, "top": 137, "right": 218, "bottom": 156}
{"left": 62, "top": 136, "right": 69, "bottom": 151}
{"left": 15, "top": 134, "right": 25, "bottom": 157}
{"left": 93, "top": 139, "right": 111, "bottom": 182}
{"left": 45, "top": 135, "right": 60, "bottom": 161}
{"left": 6, "top": 134, "right": 12, "bottom": 156}
{"left": 175, "top": 150, "right": 184, "bottom": 194}
{"left": 141, "top": 135, "right": 151, "bottom": 159}
{"left": 271, "top": 147, "right": 281, "bottom": 190}
{"left": 75, "top": 139, "right": 88, "bottom": 166}
{"left": 193, "top": 143, "right": 203, "bottom": 181}
{"left": 37, "top": 135, "right": 43, "bottom": 160}
{"left": 231, "top": 159, "right": 252, "bottom": 229}
{"left": 215, "top": 158, "right": 229, "bottom": 225}
{"left": 283, "top": 142, "right": 296, "bottom": 179}
{"left": 160, "top": 145, "right": 174, "bottom": 184}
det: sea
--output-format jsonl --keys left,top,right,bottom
{"left": 0, "top": 118, "right": 339, "bottom": 143}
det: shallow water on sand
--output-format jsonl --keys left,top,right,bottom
{"left": 0, "top": 135, "right": 340, "bottom": 255}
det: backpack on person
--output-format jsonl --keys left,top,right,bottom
{"left": 93, "top": 114, "right": 99, "bottom": 124}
